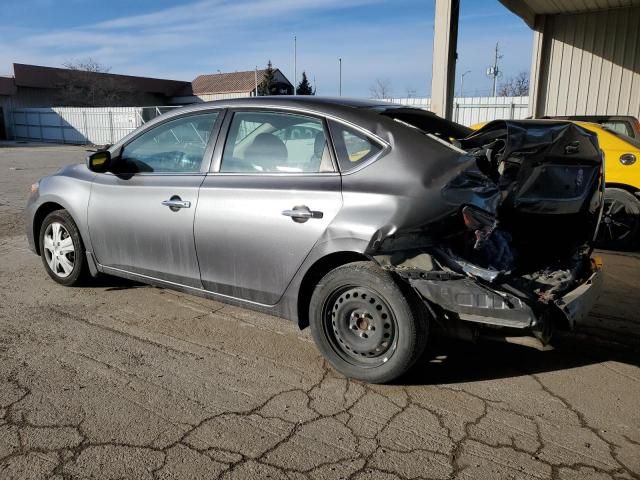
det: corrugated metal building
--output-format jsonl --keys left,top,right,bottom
{"left": 499, "top": 0, "right": 640, "bottom": 118}
{"left": 7, "top": 63, "right": 191, "bottom": 108}
{"left": 0, "top": 77, "right": 17, "bottom": 139}
{"left": 431, "top": 0, "right": 640, "bottom": 120}
{"left": 0, "top": 63, "right": 191, "bottom": 139}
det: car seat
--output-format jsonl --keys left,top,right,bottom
{"left": 310, "top": 131, "right": 334, "bottom": 172}
{"left": 245, "top": 133, "right": 288, "bottom": 172}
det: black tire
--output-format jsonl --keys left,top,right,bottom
{"left": 596, "top": 188, "right": 640, "bottom": 251}
{"left": 38, "top": 209, "right": 88, "bottom": 286}
{"left": 309, "top": 261, "right": 428, "bottom": 384}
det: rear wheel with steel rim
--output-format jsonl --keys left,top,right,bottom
{"left": 39, "top": 210, "right": 87, "bottom": 286}
{"left": 325, "top": 286, "right": 398, "bottom": 367}
{"left": 309, "top": 261, "right": 428, "bottom": 383}
{"left": 595, "top": 188, "right": 640, "bottom": 251}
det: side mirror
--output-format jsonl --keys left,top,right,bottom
{"left": 86, "top": 150, "right": 111, "bottom": 172}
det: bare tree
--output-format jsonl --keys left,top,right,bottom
{"left": 497, "top": 71, "right": 530, "bottom": 97}
{"left": 57, "top": 58, "right": 133, "bottom": 106}
{"left": 62, "top": 58, "right": 111, "bottom": 73}
{"left": 405, "top": 88, "right": 418, "bottom": 98}
{"left": 369, "top": 78, "right": 393, "bottom": 99}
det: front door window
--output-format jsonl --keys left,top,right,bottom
{"left": 119, "top": 113, "right": 218, "bottom": 173}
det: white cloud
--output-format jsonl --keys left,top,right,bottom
{"left": 0, "top": 0, "right": 532, "bottom": 97}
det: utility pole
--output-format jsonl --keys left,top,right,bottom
{"left": 293, "top": 35, "right": 297, "bottom": 95}
{"left": 254, "top": 66, "right": 258, "bottom": 96}
{"left": 459, "top": 70, "right": 471, "bottom": 97}
{"left": 430, "top": 0, "right": 459, "bottom": 119}
{"left": 486, "top": 42, "right": 503, "bottom": 97}
{"left": 338, "top": 58, "right": 342, "bottom": 96}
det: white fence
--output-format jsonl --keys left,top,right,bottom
{"left": 382, "top": 96, "right": 530, "bottom": 126}
{"left": 10, "top": 106, "right": 176, "bottom": 145}
{"left": 9, "top": 96, "right": 530, "bottom": 145}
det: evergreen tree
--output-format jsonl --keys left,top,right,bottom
{"left": 258, "top": 60, "right": 278, "bottom": 96}
{"left": 296, "top": 71, "right": 315, "bottom": 95}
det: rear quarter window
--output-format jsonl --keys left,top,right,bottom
{"left": 329, "top": 121, "right": 384, "bottom": 172}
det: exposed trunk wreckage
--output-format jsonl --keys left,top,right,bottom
{"left": 370, "top": 120, "right": 605, "bottom": 349}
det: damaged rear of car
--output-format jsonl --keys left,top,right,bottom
{"left": 371, "top": 115, "right": 604, "bottom": 351}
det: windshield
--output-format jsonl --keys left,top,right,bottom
{"left": 602, "top": 126, "right": 640, "bottom": 149}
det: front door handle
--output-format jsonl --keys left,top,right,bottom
{"left": 282, "top": 205, "right": 323, "bottom": 223}
{"left": 162, "top": 195, "right": 191, "bottom": 212}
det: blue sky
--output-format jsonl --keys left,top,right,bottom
{"left": 0, "top": 0, "right": 533, "bottom": 97}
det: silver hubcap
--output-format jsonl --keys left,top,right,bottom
{"left": 43, "top": 222, "right": 75, "bottom": 278}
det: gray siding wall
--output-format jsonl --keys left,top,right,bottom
{"left": 0, "top": 95, "right": 15, "bottom": 138}
{"left": 9, "top": 87, "right": 170, "bottom": 109}
{"left": 532, "top": 6, "right": 640, "bottom": 117}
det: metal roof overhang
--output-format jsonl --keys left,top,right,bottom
{"left": 499, "top": 0, "right": 640, "bottom": 27}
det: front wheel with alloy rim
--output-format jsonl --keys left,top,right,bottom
{"left": 39, "top": 210, "right": 87, "bottom": 286}
{"left": 309, "top": 261, "right": 428, "bottom": 384}
{"left": 595, "top": 188, "right": 640, "bottom": 251}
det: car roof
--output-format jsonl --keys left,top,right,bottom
{"left": 162, "top": 96, "right": 405, "bottom": 121}
{"left": 200, "top": 96, "right": 398, "bottom": 109}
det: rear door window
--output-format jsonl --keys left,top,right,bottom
{"left": 220, "top": 111, "right": 333, "bottom": 173}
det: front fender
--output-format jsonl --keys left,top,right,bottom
{"left": 26, "top": 171, "right": 94, "bottom": 256}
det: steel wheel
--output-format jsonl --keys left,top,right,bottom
{"left": 43, "top": 222, "right": 75, "bottom": 278}
{"left": 323, "top": 286, "right": 398, "bottom": 368}
{"left": 310, "top": 261, "right": 428, "bottom": 383}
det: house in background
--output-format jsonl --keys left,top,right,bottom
{"left": 173, "top": 68, "right": 294, "bottom": 104}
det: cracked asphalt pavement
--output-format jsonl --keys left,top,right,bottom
{"left": 1, "top": 144, "right": 639, "bottom": 480}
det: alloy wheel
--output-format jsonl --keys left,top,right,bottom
{"left": 598, "top": 198, "right": 636, "bottom": 246}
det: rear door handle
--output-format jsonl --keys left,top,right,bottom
{"left": 282, "top": 205, "right": 323, "bottom": 223}
{"left": 162, "top": 196, "right": 191, "bottom": 211}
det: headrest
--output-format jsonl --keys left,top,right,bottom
{"left": 245, "top": 133, "right": 288, "bottom": 163}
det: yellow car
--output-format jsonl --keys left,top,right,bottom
{"left": 471, "top": 120, "right": 640, "bottom": 250}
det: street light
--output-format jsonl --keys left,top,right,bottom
{"left": 459, "top": 70, "right": 471, "bottom": 97}
{"left": 293, "top": 35, "right": 297, "bottom": 96}
{"left": 338, "top": 58, "right": 342, "bottom": 96}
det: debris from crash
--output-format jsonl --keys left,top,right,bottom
{"left": 371, "top": 120, "right": 604, "bottom": 344}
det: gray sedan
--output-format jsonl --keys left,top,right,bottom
{"left": 26, "top": 97, "right": 604, "bottom": 383}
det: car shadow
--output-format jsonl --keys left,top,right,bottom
{"left": 401, "top": 332, "right": 640, "bottom": 386}
{"left": 76, "top": 275, "right": 146, "bottom": 291}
